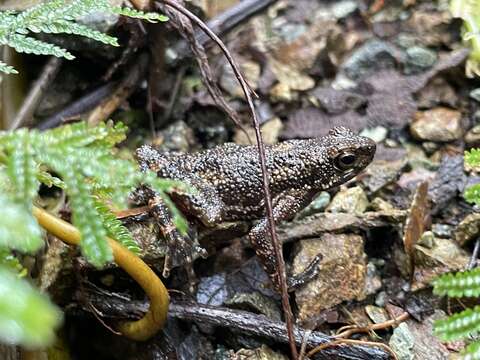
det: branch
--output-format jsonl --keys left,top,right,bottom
{"left": 32, "top": 205, "right": 169, "bottom": 341}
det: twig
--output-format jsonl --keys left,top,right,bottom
{"left": 158, "top": 0, "right": 252, "bottom": 141}
{"left": 468, "top": 238, "right": 480, "bottom": 270}
{"left": 74, "top": 295, "right": 391, "bottom": 360}
{"left": 87, "top": 53, "right": 149, "bottom": 126}
{"left": 9, "top": 57, "right": 62, "bottom": 130}
{"left": 334, "top": 312, "right": 410, "bottom": 339}
{"left": 172, "top": 0, "right": 279, "bottom": 61}
{"left": 155, "top": 1, "right": 297, "bottom": 358}
{"left": 37, "top": 82, "right": 116, "bottom": 130}
{"left": 32, "top": 205, "right": 169, "bottom": 341}
{"left": 306, "top": 339, "right": 398, "bottom": 360}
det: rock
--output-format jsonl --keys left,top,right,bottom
{"left": 233, "top": 117, "right": 283, "bottom": 146}
{"left": 197, "top": 274, "right": 228, "bottom": 306}
{"left": 365, "top": 305, "right": 389, "bottom": 324}
{"left": 156, "top": 120, "right": 197, "bottom": 153}
{"left": 410, "top": 108, "right": 463, "bottom": 142}
{"left": 360, "top": 126, "right": 388, "bottom": 143}
{"left": 310, "top": 87, "right": 366, "bottom": 114}
{"left": 413, "top": 237, "right": 470, "bottom": 289}
{"left": 220, "top": 59, "right": 260, "bottom": 98}
{"left": 432, "top": 223, "right": 453, "bottom": 238}
{"left": 428, "top": 155, "right": 466, "bottom": 215}
{"left": 470, "top": 88, "right": 480, "bottom": 102}
{"left": 293, "top": 234, "right": 367, "bottom": 323}
{"left": 269, "top": 59, "right": 315, "bottom": 102}
{"left": 391, "top": 312, "right": 450, "bottom": 360}
{"left": 327, "top": 186, "right": 369, "bottom": 214}
{"left": 370, "top": 197, "right": 396, "bottom": 212}
{"left": 278, "top": 211, "right": 407, "bottom": 243}
{"left": 390, "top": 323, "right": 415, "bottom": 360}
{"left": 465, "top": 124, "right": 480, "bottom": 147}
{"left": 296, "top": 191, "right": 331, "bottom": 219}
{"left": 232, "top": 345, "right": 287, "bottom": 360}
{"left": 454, "top": 213, "right": 480, "bottom": 246}
{"left": 361, "top": 159, "right": 407, "bottom": 193}
{"left": 405, "top": 46, "right": 437, "bottom": 74}
{"left": 225, "top": 292, "right": 281, "bottom": 321}
{"left": 365, "top": 262, "right": 382, "bottom": 296}
{"left": 341, "top": 40, "right": 402, "bottom": 80}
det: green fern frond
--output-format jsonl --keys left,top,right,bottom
{"left": 111, "top": 6, "right": 168, "bottom": 22}
{"left": 5, "top": 33, "right": 74, "bottom": 59}
{"left": 34, "top": 20, "right": 119, "bottom": 46}
{"left": 435, "top": 306, "right": 480, "bottom": 341}
{"left": 0, "top": 60, "right": 17, "bottom": 74}
{"left": 433, "top": 268, "right": 480, "bottom": 298}
{"left": 464, "top": 341, "right": 480, "bottom": 360}
{"left": 0, "top": 0, "right": 168, "bottom": 74}
{"left": 62, "top": 161, "right": 112, "bottom": 267}
{"left": 0, "top": 120, "right": 190, "bottom": 346}
{"left": 433, "top": 146, "right": 480, "bottom": 358}
{"left": 0, "top": 248, "right": 27, "bottom": 276}
{"left": 37, "top": 169, "right": 64, "bottom": 188}
{"left": 0, "top": 267, "right": 62, "bottom": 348}
{"left": 0, "top": 194, "right": 43, "bottom": 253}
{"left": 6, "top": 130, "right": 39, "bottom": 207}
{"left": 44, "top": 121, "right": 127, "bottom": 148}
{"left": 94, "top": 201, "right": 140, "bottom": 254}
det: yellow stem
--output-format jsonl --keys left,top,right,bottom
{"left": 32, "top": 206, "right": 169, "bottom": 341}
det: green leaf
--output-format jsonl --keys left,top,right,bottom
{"left": 433, "top": 268, "right": 480, "bottom": 298}
{"left": 465, "top": 149, "right": 480, "bottom": 167}
{"left": 0, "top": 60, "right": 17, "bottom": 74}
{"left": 0, "top": 248, "right": 27, "bottom": 276}
{"left": 6, "top": 130, "right": 39, "bottom": 207}
{"left": 0, "top": 267, "right": 62, "bottom": 348}
{"left": 44, "top": 121, "right": 127, "bottom": 149}
{"left": 464, "top": 340, "right": 480, "bottom": 359}
{"left": 435, "top": 305, "right": 480, "bottom": 341}
{"left": 450, "top": 0, "right": 480, "bottom": 77}
{"left": 5, "top": 33, "right": 74, "bottom": 59}
{"left": 62, "top": 162, "right": 113, "bottom": 267}
{"left": 94, "top": 201, "right": 140, "bottom": 254}
{"left": 465, "top": 183, "right": 480, "bottom": 206}
{"left": 112, "top": 7, "right": 168, "bottom": 22}
{"left": 0, "top": 195, "right": 43, "bottom": 253}
{"left": 36, "top": 20, "right": 119, "bottom": 46}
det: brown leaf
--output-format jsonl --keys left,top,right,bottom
{"left": 403, "top": 181, "right": 430, "bottom": 278}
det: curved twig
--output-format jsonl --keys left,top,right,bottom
{"left": 153, "top": 1, "right": 297, "bottom": 358}
{"left": 32, "top": 206, "right": 169, "bottom": 341}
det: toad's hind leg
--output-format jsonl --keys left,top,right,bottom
{"left": 149, "top": 198, "right": 207, "bottom": 278}
{"left": 248, "top": 188, "right": 322, "bottom": 292}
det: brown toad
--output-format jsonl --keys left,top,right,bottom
{"left": 135, "top": 126, "right": 376, "bottom": 290}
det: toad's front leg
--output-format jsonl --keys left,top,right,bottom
{"left": 248, "top": 188, "right": 322, "bottom": 291}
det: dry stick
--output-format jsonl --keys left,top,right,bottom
{"left": 307, "top": 339, "right": 399, "bottom": 360}
{"left": 87, "top": 53, "right": 149, "bottom": 126}
{"left": 32, "top": 205, "right": 169, "bottom": 341}
{"left": 334, "top": 312, "right": 410, "bottom": 339}
{"left": 9, "top": 57, "right": 62, "bottom": 130}
{"left": 156, "top": 1, "right": 298, "bottom": 358}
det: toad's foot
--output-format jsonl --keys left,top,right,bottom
{"left": 150, "top": 201, "right": 207, "bottom": 278}
{"left": 287, "top": 254, "right": 322, "bottom": 292}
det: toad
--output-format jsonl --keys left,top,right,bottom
{"left": 134, "top": 126, "right": 376, "bottom": 290}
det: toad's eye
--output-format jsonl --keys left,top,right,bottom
{"left": 334, "top": 152, "right": 357, "bottom": 170}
